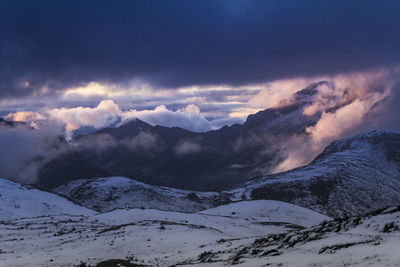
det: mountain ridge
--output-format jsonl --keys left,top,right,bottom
{"left": 38, "top": 82, "right": 326, "bottom": 190}
{"left": 52, "top": 130, "right": 400, "bottom": 218}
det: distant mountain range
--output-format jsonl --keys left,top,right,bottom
{"left": 52, "top": 130, "right": 400, "bottom": 218}
{"left": 2, "top": 82, "right": 400, "bottom": 219}
{"left": 38, "top": 81, "right": 335, "bottom": 190}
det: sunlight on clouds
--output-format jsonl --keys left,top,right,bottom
{"left": 5, "top": 100, "right": 212, "bottom": 139}
{"left": 62, "top": 81, "right": 175, "bottom": 99}
{"left": 48, "top": 100, "right": 122, "bottom": 138}
{"left": 4, "top": 111, "right": 45, "bottom": 129}
{"left": 272, "top": 69, "right": 396, "bottom": 174}
{"left": 176, "top": 84, "right": 262, "bottom": 94}
{"left": 229, "top": 107, "right": 263, "bottom": 119}
{"left": 63, "top": 82, "right": 114, "bottom": 97}
{"left": 122, "top": 104, "right": 211, "bottom": 132}
{"left": 306, "top": 90, "right": 389, "bottom": 145}
{"left": 248, "top": 78, "right": 315, "bottom": 109}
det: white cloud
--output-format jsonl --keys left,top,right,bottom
{"left": 0, "top": 126, "right": 67, "bottom": 184}
{"left": 122, "top": 104, "right": 211, "bottom": 133}
{"left": 47, "top": 100, "right": 122, "bottom": 138}
{"left": 248, "top": 78, "right": 314, "bottom": 109}
{"left": 5, "top": 100, "right": 212, "bottom": 139}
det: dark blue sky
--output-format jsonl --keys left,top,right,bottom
{"left": 1, "top": 0, "right": 400, "bottom": 98}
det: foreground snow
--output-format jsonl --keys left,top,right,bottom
{"left": 182, "top": 206, "right": 400, "bottom": 266}
{"left": 2, "top": 176, "right": 400, "bottom": 266}
{"left": 0, "top": 196, "right": 328, "bottom": 266}
{"left": 0, "top": 178, "right": 94, "bottom": 221}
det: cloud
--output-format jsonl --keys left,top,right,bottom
{"left": 5, "top": 100, "right": 212, "bottom": 139}
{"left": 272, "top": 69, "right": 397, "bottom": 173}
{"left": 302, "top": 82, "right": 341, "bottom": 116}
{"left": 122, "top": 104, "right": 212, "bottom": 132}
{"left": 174, "top": 140, "right": 202, "bottom": 155}
{"left": 3, "top": 67, "right": 400, "bottom": 184}
{"left": 127, "top": 132, "right": 159, "bottom": 151}
{"left": 1, "top": 1, "right": 400, "bottom": 98}
{"left": 248, "top": 78, "right": 314, "bottom": 109}
{"left": 4, "top": 111, "right": 45, "bottom": 128}
{"left": 74, "top": 133, "right": 118, "bottom": 154}
{"left": 47, "top": 100, "right": 122, "bottom": 138}
{"left": 0, "top": 125, "right": 67, "bottom": 184}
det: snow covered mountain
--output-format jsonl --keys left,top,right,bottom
{"left": 54, "top": 176, "right": 230, "bottom": 212}
{"left": 0, "top": 178, "right": 94, "bottom": 221}
{"left": 229, "top": 130, "right": 400, "bottom": 217}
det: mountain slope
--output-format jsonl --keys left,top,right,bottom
{"left": 54, "top": 176, "right": 231, "bottom": 212}
{"left": 179, "top": 205, "right": 400, "bottom": 266}
{"left": 229, "top": 130, "right": 400, "bottom": 217}
{"left": 0, "top": 178, "right": 95, "bottom": 221}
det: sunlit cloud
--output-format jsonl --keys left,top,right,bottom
{"left": 272, "top": 68, "right": 398, "bottom": 174}
{"left": 248, "top": 78, "right": 315, "bottom": 109}
{"left": 5, "top": 100, "right": 213, "bottom": 139}
{"left": 228, "top": 107, "right": 264, "bottom": 120}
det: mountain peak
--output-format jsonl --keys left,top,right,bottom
{"left": 318, "top": 130, "right": 400, "bottom": 162}
{"left": 0, "top": 117, "right": 30, "bottom": 128}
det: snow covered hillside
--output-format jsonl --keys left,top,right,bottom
{"left": 179, "top": 205, "right": 400, "bottom": 266}
{"left": 0, "top": 178, "right": 94, "bottom": 221}
{"left": 0, "top": 196, "right": 328, "bottom": 266}
{"left": 2, "top": 174, "right": 400, "bottom": 266}
{"left": 55, "top": 176, "right": 230, "bottom": 212}
{"left": 228, "top": 130, "right": 400, "bottom": 217}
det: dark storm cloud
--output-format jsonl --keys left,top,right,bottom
{"left": 1, "top": 0, "right": 400, "bottom": 98}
